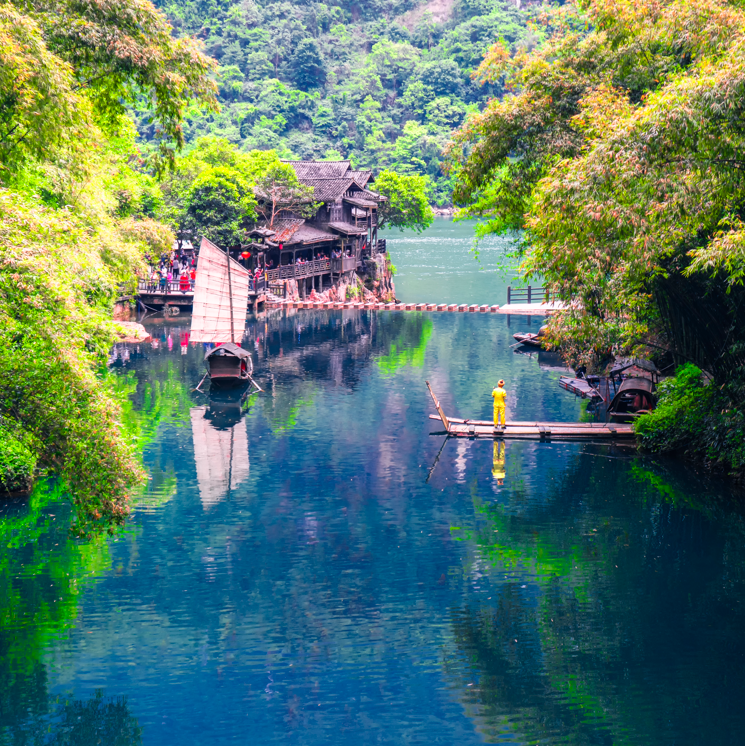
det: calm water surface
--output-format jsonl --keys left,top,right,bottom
{"left": 2, "top": 221, "right": 745, "bottom": 745}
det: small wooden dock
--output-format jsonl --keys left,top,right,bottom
{"left": 426, "top": 382, "right": 634, "bottom": 441}
{"left": 558, "top": 376, "right": 603, "bottom": 400}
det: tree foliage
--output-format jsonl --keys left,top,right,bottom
{"left": 254, "top": 161, "right": 318, "bottom": 228}
{"left": 375, "top": 169, "right": 434, "bottom": 233}
{"left": 449, "top": 0, "right": 745, "bottom": 379}
{"left": 143, "top": 0, "right": 531, "bottom": 205}
{"left": 27, "top": 0, "right": 218, "bottom": 170}
{"left": 0, "top": 0, "right": 217, "bottom": 529}
{"left": 186, "top": 166, "right": 256, "bottom": 246}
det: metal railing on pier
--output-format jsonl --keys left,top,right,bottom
{"left": 507, "top": 286, "right": 550, "bottom": 304}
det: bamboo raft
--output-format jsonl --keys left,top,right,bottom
{"left": 426, "top": 382, "right": 634, "bottom": 441}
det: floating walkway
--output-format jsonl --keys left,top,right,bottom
{"left": 426, "top": 382, "right": 634, "bottom": 442}
{"left": 267, "top": 299, "right": 563, "bottom": 314}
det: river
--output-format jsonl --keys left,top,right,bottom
{"left": 1, "top": 219, "right": 744, "bottom": 745}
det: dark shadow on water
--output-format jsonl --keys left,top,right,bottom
{"left": 2, "top": 690, "right": 142, "bottom": 746}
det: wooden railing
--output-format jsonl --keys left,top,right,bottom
{"left": 268, "top": 281, "right": 286, "bottom": 298}
{"left": 507, "top": 286, "right": 550, "bottom": 304}
{"left": 376, "top": 239, "right": 386, "bottom": 253}
{"left": 138, "top": 276, "right": 267, "bottom": 295}
{"left": 139, "top": 280, "right": 192, "bottom": 294}
{"left": 331, "top": 256, "right": 358, "bottom": 273}
{"left": 266, "top": 259, "right": 335, "bottom": 282}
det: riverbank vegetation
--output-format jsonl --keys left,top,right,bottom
{"left": 449, "top": 0, "right": 745, "bottom": 476}
{"left": 0, "top": 0, "right": 216, "bottom": 531}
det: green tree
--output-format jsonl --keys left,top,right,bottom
{"left": 13, "top": 0, "right": 218, "bottom": 170}
{"left": 254, "top": 162, "right": 318, "bottom": 228}
{"left": 186, "top": 167, "right": 256, "bottom": 246}
{"left": 367, "top": 40, "right": 420, "bottom": 96}
{"left": 290, "top": 38, "right": 328, "bottom": 91}
{"left": 374, "top": 169, "right": 434, "bottom": 232}
{"left": 0, "top": 6, "right": 84, "bottom": 172}
{"left": 449, "top": 0, "right": 745, "bottom": 379}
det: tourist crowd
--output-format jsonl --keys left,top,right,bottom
{"left": 144, "top": 250, "right": 196, "bottom": 294}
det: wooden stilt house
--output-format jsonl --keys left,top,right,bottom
{"left": 246, "top": 160, "right": 387, "bottom": 297}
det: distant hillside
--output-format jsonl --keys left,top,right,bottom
{"left": 144, "top": 0, "right": 537, "bottom": 205}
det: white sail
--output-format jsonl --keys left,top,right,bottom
{"left": 190, "top": 237, "right": 250, "bottom": 344}
{"left": 190, "top": 407, "right": 249, "bottom": 509}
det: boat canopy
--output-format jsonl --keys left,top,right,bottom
{"left": 608, "top": 376, "right": 655, "bottom": 415}
{"left": 204, "top": 342, "right": 251, "bottom": 361}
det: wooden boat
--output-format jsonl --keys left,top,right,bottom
{"left": 425, "top": 382, "right": 633, "bottom": 441}
{"left": 190, "top": 237, "right": 259, "bottom": 389}
{"left": 606, "top": 376, "right": 655, "bottom": 423}
{"left": 204, "top": 342, "right": 253, "bottom": 386}
{"left": 513, "top": 325, "right": 547, "bottom": 348}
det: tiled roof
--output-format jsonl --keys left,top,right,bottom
{"left": 246, "top": 227, "right": 276, "bottom": 239}
{"left": 265, "top": 219, "right": 304, "bottom": 244}
{"left": 292, "top": 225, "right": 338, "bottom": 245}
{"left": 358, "top": 188, "right": 386, "bottom": 202}
{"left": 303, "top": 178, "right": 358, "bottom": 202}
{"left": 344, "top": 196, "right": 378, "bottom": 209}
{"left": 328, "top": 222, "right": 367, "bottom": 236}
{"left": 283, "top": 160, "right": 351, "bottom": 180}
{"left": 349, "top": 170, "right": 373, "bottom": 187}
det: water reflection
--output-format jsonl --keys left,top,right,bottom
{"left": 491, "top": 441, "right": 506, "bottom": 486}
{"left": 451, "top": 452, "right": 745, "bottom": 744}
{"left": 190, "top": 389, "right": 251, "bottom": 509}
{"left": 5, "top": 690, "right": 142, "bottom": 745}
{"left": 4, "top": 307, "right": 745, "bottom": 745}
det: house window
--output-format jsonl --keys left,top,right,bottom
{"left": 330, "top": 199, "right": 343, "bottom": 222}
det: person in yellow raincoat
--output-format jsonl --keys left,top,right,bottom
{"left": 492, "top": 441, "right": 505, "bottom": 485}
{"left": 492, "top": 380, "right": 507, "bottom": 429}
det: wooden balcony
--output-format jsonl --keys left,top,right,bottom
{"left": 266, "top": 259, "right": 331, "bottom": 282}
{"left": 332, "top": 256, "right": 358, "bottom": 273}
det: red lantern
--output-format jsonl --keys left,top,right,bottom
{"left": 242, "top": 251, "right": 251, "bottom": 259}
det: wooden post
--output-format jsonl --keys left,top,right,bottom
{"left": 507, "top": 286, "right": 511, "bottom": 304}
{"left": 225, "top": 247, "right": 235, "bottom": 342}
{"left": 527, "top": 285, "right": 532, "bottom": 304}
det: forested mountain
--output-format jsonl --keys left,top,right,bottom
{"left": 146, "top": 0, "right": 536, "bottom": 204}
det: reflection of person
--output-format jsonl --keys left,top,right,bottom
{"left": 492, "top": 441, "right": 506, "bottom": 485}
{"left": 492, "top": 379, "right": 507, "bottom": 429}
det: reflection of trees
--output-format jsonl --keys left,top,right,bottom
{"left": 450, "top": 455, "right": 745, "bottom": 744}
{"left": 376, "top": 314, "right": 432, "bottom": 375}
{"left": 256, "top": 310, "right": 433, "bottom": 432}
{"left": 112, "top": 363, "right": 193, "bottom": 509}
{"left": 4, "top": 690, "right": 141, "bottom": 745}
{"left": 0, "top": 483, "right": 111, "bottom": 735}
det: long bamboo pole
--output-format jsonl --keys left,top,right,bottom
{"left": 225, "top": 247, "right": 235, "bottom": 342}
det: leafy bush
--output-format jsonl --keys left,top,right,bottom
{"left": 0, "top": 424, "right": 37, "bottom": 493}
{"left": 635, "top": 364, "right": 745, "bottom": 475}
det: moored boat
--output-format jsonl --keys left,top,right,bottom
{"left": 204, "top": 343, "right": 253, "bottom": 386}
{"left": 513, "top": 325, "right": 547, "bottom": 348}
{"left": 606, "top": 376, "right": 656, "bottom": 423}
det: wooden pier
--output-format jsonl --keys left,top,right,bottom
{"left": 426, "top": 382, "right": 634, "bottom": 442}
